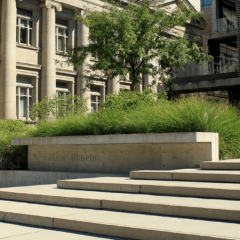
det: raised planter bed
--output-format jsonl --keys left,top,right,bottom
{"left": 11, "top": 132, "right": 219, "bottom": 174}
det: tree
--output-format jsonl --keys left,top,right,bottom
{"left": 66, "top": 0, "right": 212, "bottom": 90}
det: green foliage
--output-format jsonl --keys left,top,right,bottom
{"left": 0, "top": 120, "right": 30, "bottom": 169}
{"left": 31, "top": 96, "right": 240, "bottom": 160}
{"left": 102, "top": 88, "right": 162, "bottom": 110}
{"left": 30, "top": 94, "right": 87, "bottom": 121}
{"left": 2, "top": 94, "right": 239, "bottom": 167}
{"left": 66, "top": 0, "right": 212, "bottom": 88}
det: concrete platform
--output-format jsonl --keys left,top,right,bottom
{"left": 201, "top": 160, "right": 240, "bottom": 170}
{"left": 130, "top": 169, "right": 240, "bottom": 183}
{"left": 0, "top": 221, "right": 125, "bottom": 240}
{"left": 0, "top": 171, "right": 124, "bottom": 188}
{"left": 1, "top": 184, "right": 240, "bottom": 222}
{"left": 57, "top": 177, "right": 240, "bottom": 200}
{"left": 0, "top": 200, "right": 240, "bottom": 240}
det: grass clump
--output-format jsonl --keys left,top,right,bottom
{"left": 32, "top": 91, "right": 240, "bottom": 160}
{"left": 1, "top": 90, "right": 239, "bottom": 166}
{"left": 0, "top": 119, "right": 31, "bottom": 169}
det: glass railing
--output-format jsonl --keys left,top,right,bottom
{"left": 173, "top": 56, "right": 238, "bottom": 78}
{"left": 216, "top": 16, "right": 237, "bottom": 33}
{"left": 208, "top": 56, "right": 238, "bottom": 74}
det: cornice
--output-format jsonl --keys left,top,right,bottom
{"left": 17, "top": 62, "right": 42, "bottom": 70}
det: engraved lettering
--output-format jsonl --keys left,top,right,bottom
{"left": 43, "top": 152, "right": 100, "bottom": 162}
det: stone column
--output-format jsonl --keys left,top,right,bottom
{"left": 0, "top": 0, "right": 17, "bottom": 119}
{"left": 212, "top": 0, "right": 217, "bottom": 33}
{"left": 107, "top": 70, "right": 119, "bottom": 94}
{"left": 41, "top": 0, "right": 62, "bottom": 100}
{"left": 77, "top": 17, "right": 91, "bottom": 112}
{"left": 111, "top": 77, "right": 120, "bottom": 94}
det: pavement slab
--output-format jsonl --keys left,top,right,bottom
{"left": 0, "top": 221, "right": 125, "bottom": 239}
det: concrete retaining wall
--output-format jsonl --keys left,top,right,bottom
{"left": 11, "top": 132, "right": 219, "bottom": 174}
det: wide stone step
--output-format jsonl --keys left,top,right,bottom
{"left": 201, "top": 160, "right": 240, "bottom": 170}
{"left": 0, "top": 200, "right": 240, "bottom": 240}
{"left": 1, "top": 184, "right": 240, "bottom": 222}
{"left": 130, "top": 169, "right": 240, "bottom": 183}
{"left": 0, "top": 221, "right": 124, "bottom": 240}
{"left": 57, "top": 177, "right": 240, "bottom": 200}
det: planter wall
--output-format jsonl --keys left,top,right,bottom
{"left": 11, "top": 132, "right": 219, "bottom": 174}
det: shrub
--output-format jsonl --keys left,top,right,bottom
{"left": 0, "top": 120, "right": 30, "bottom": 169}
{"left": 32, "top": 96, "right": 240, "bottom": 160}
{"left": 102, "top": 88, "right": 164, "bottom": 111}
{"left": 2, "top": 93, "right": 239, "bottom": 166}
{"left": 30, "top": 94, "right": 87, "bottom": 121}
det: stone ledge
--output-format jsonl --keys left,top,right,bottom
{"left": 11, "top": 132, "right": 218, "bottom": 146}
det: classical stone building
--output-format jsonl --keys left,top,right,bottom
{"left": 0, "top": 0, "right": 107, "bottom": 120}
{"left": 0, "top": 0, "right": 206, "bottom": 120}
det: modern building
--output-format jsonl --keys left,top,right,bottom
{"left": 0, "top": 0, "right": 218, "bottom": 120}
{"left": 160, "top": 0, "right": 240, "bottom": 104}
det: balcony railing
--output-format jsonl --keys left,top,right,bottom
{"left": 216, "top": 16, "right": 237, "bottom": 33}
{"left": 173, "top": 56, "right": 238, "bottom": 79}
{"left": 208, "top": 56, "right": 238, "bottom": 74}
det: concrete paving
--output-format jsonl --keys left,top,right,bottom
{"left": 0, "top": 170, "right": 124, "bottom": 188}
{"left": 0, "top": 200, "right": 240, "bottom": 240}
{"left": 201, "top": 160, "right": 240, "bottom": 170}
{"left": 1, "top": 184, "right": 240, "bottom": 222}
{"left": 130, "top": 169, "right": 240, "bottom": 182}
{"left": 57, "top": 177, "right": 240, "bottom": 199}
{"left": 0, "top": 221, "right": 125, "bottom": 239}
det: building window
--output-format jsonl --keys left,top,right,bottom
{"left": 90, "top": 86, "right": 101, "bottom": 113}
{"left": 56, "top": 81, "right": 70, "bottom": 96}
{"left": 201, "top": 0, "right": 212, "bottom": 8}
{"left": 16, "top": 77, "right": 33, "bottom": 120}
{"left": 16, "top": 8, "right": 33, "bottom": 46}
{"left": 56, "top": 18, "right": 69, "bottom": 52}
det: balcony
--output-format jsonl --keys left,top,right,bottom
{"left": 208, "top": 56, "right": 238, "bottom": 74}
{"left": 216, "top": 16, "right": 237, "bottom": 33}
{"left": 173, "top": 56, "right": 238, "bottom": 79}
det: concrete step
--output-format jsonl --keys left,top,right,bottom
{"left": 130, "top": 169, "right": 240, "bottom": 183}
{"left": 1, "top": 184, "right": 240, "bottom": 222}
{"left": 57, "top": 177, "right": 240, "bottom": 200}
{"left": 0, "top": 199, "right": 240, "bottom": 240}
{"left": 0, "top": 221, "right": 125, "bottom": 240}
{"left": 201, "top": 160, "right": 240, "bottom": 170}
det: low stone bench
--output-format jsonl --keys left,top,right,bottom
{"left": 11, "top": 132, "right": 219, "bottom": 174}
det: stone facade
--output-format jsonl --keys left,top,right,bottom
{"left": 0, "top": 0, "right": 107, "bottom": 120}
{"left": 0, "top": 0, "right": 205, "bottom": 120}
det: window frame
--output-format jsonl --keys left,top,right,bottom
{"left": 90, "top": 85, "right": 103, "bottom": 113}
{"left": 16, "top": 8, "right": 35, "bottom": 46}
{"left": 55, "top": 19, "right": 70, "bottom": 53}
{"left": 16, "top": 79, "right": 34, "bottom": 120}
